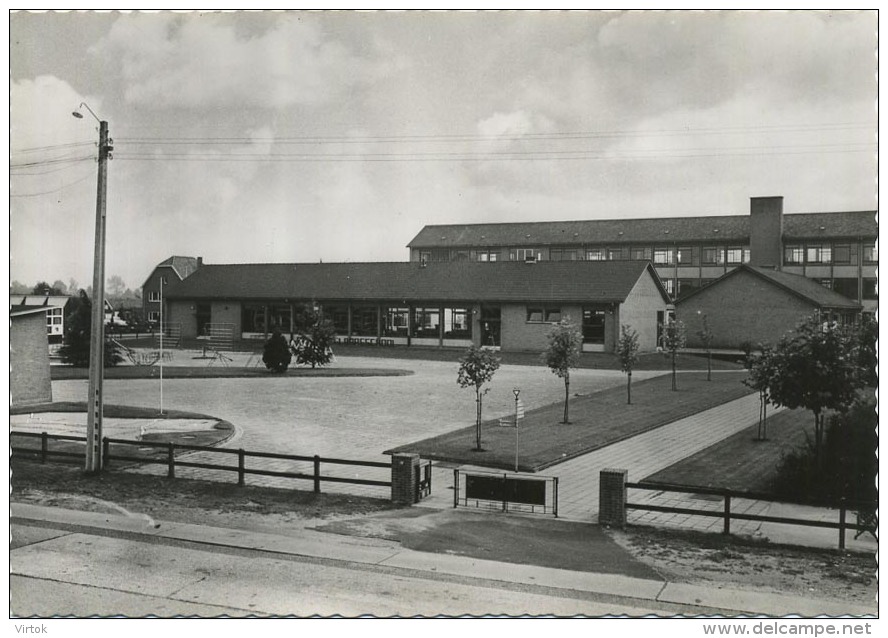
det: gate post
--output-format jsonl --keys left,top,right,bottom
{"left": 391, "top": 453, "right": 420, "bottom": 505}
{"left": 599, "top": 468, "right": 628, "bottom": 528}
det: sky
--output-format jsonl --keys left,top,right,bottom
{"left": 7, "top": 9, "right": 879, "bottom": 294}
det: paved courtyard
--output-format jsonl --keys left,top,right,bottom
{"left": 49, "top": 353, "right": 664, "bottom": 491}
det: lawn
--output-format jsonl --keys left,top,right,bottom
{"left": 388, "top": 371, "right": 754, "bottom": 471}
{"left": 641, "top": 408, "right": 814, "bottom": 494}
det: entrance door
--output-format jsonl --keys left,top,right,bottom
{"left": 196, "top": 303, "right": 212, "bottom": 338}
{"left": 480, "top": 307, "right": 501, "bottom": 347}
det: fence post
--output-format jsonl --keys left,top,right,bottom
{"left": 390, "top": 453, "right": 419, "bottom": 505}
{"left": 723, "top": 495, "right": 731, "bottom": 535}
{"left": 839, "top": 499, "right": 846, "bottom": 550}
{"left": 102, "top": 438, "right": 110, "bottom": 467}
{"left": 502, "top": 473, "right": 508, "bottom": 512}
{"left": 313, "top": 455, "right": 321, "bottom": 494}
{"left": 167, "top": 442, "right": 175, "bottom": 479}
{"left": 599, "top": 469, "right": 628, "bottom": 528}
{"left": 237, "top": 449, "right": 245, "bottom": 487}
{"left": 453, "top": 469, "right": 459, "bottom": 508}
{"left": 40, "top": 432, "right": 47, "bottom": 464}
{"left": 553, "top": 477, "right": 559, "bottom": 518}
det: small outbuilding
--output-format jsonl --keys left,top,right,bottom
{"left": 10, "top": 306, "right": 53, "bottom": 407}
{"left": 676, "top": 264, "right": 862, "bottom": 349}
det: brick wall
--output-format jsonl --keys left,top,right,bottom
{"left": 620, "top": 271, "right": 669, "bottom": 351}
{"left": 10, "top": 313, "right": 52, "bottom": 407}
{"left": 678, "top": 270, "right": 817, "bottom": 349}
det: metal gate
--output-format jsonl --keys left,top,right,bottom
{"left": 453, "top": 469, "right": 558, "bottom": 517}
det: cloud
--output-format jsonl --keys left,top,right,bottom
{"left": 95, "top": 14, "right": 394, "bottom": 109}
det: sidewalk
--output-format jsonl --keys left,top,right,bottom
{"left": 10, "top": 502, "right": 877, "bottom": 617}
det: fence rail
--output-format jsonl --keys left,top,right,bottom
{"left": 11, "top": 431, "right": 392, "bottom": 494}
{"left": 625, "top": 480, "right": 877, "bottom": 550}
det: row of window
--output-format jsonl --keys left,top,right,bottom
{"left": 419, "top": 241, "right": 877, "bottom": 266}
{"left": 240, "top": 303, "right": 473, "bottom": 339}
{"left": 784, "top": 243, "right": 877, "bottom": 265}
{"left": 668, "top": 277, "right": 878, "bottom": 300}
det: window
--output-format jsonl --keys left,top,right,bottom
{"left": 419, "top": 251, "right": 431, "bottom": 264}
{"left": 630, "top": 247, "right": 651, "bottom": 261}
{"left": 662, "top": 279, "right": 675, "bottom": 295}
{"left": 443, "top": 307, "right": 472, "bottom": 339}
{"left": 384, "top": 307, "right": 409, "bottom": 337}
{"left": 862, "top": 278, "right": 878, "bottom": 300}
{"left": 703, "top": 247, "right": 724, "bottom": 265}
{"left": 476, "top": 250, "right": 498, "bottom": 262}
{"left": 582, "top": 308, "right": 606, "bottom": 344}
{"left": 863, "top": 243, "right": 878, "bottom": 263}
{"left": 677, "top": 279, "right": 699, "bottom": 299}
{"left": 510, "top": 248, "right": 538, "bottom": 261}
{"left": 148, "top": 291, "right": 161, "bottom": 302}
{"left": 807, "top": 245, "right": 832, "bottom": 264}
{"left": 677, "top": 247, "right": 694, "bottom": 265}
{"left": 148, "top": 311, "right": 160, "bottom": 323}
{"left": 818, "top": 279, "right": 833, "bottom": 290}
{"left": 241, "top": 303, "right": 267, "bottom": 333}
{"left": 585, "top": 248, "right": 606, "bottom": 261}
{"left": 653, "top": 247, "right": 675, "bottom": 265}
{"left": 412, "top": 307, "right": 440, "bottom": 338}
{"left": 324, "top": 305, "right": 349, "bottom": 334}
{"left": 833, "top": 278, "right": 858, "bottom": 300}
{"left": 784, "top": 245, "right": 804, "bottom": 265}
{"left": 526, "top": 307, "right": 561, "bottom": 323}
{"left": 607, "top": 248, "right": 624, "bottom": 261}
{"left": 726, "top": 246, "right": 745, "bottom": 265}
{"left": 833, "top": 244, "right": 851, "bottom": 264}
{"left": 351, "top": 306, "right": 378, "bottom": 336}
{"left": 453, "top": 250, "right": 470, "bottom": 262}
{"left": 551, "top": 248, "right": 578, "bottom": 261}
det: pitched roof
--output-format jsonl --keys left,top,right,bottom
{"left": 675, "top": 264, "right": 862, "bottom": 310}
{"left": 164, "top": 260, "right": 669, "bottom": 305}
{"left": 153, "top": 256, "right": 201, "bottom": 281}
{"left": 407, "top": 210, "right": 877, "bottom": 248}
{"left": 9, "top": 305, "right": 51, "bottom": 318}
{"left": 9, "top": 295, "right": 72, "bottom": 308}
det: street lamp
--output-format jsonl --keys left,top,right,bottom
{"left": 513, "top": 388, "right": 521, "bottom": 473}
{"left": 73, "top": 102, "right": 113, "bottom": 473}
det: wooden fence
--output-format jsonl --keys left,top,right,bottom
{"left": 12, "top": 431, "right": 392, "bottom": 494}
{"left": 625, "top": 480, "right": 877, "bottom": 550}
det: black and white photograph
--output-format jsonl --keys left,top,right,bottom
{"left": 7, "top": 6, "right": 880, "bottom": 627}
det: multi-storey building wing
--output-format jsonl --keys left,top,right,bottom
{"left": 407, "top": 197, "right": 877, "bottom": 314}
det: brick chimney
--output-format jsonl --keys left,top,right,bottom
{"left": 749, "top": 196, "right": 783, "bottom": 269}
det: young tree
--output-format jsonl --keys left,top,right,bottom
{"left": 58, "top": 291, "right": 123, "bottom": 367}
{"left": 262, "top": 327, "right": 292, "bottom": 373}
{"left": 766, "top": 314, "right": 860, "bottom": 466}
{"left": 457, "top": 345, "right": 501, "bottom": 451}
{"left": 291, "top": 303, "right": 336, "bottom": 368}
{"left": 743, "top": 345, "right": 776, "bottom": 440}
{"left": 542, "top": 317, "right": 583, "bottom": 424}
{"left": 696, "top": 312, "right": 715, "bottom": 381}
{"left": 617, "top": 324, "right": 640, "bottom": 404}
{"left": 662, "top": 316, "right": 687, "bottom": 391}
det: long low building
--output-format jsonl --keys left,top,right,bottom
{"left": 161, "top": 260, "right": 671, "bottom": 353}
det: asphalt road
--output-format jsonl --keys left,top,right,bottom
{"left": 10, "top": 522, "right": 667, "bottom": 618}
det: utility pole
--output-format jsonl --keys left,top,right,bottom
{"left": 75, "top": 105, "right": 112, "bottom": 473}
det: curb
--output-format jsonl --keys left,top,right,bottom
{"left": 10, "top": 503, "right": 877, "bottom": 617}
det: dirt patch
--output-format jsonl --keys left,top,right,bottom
{"left": 606, "top": 525, "right": 877, "bottom": 607}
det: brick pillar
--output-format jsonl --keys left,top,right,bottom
{"left": 391, "top": 453, "right": 420, "bottom": 505}
{"left": 599, "top": 468, "right": 628, "bottom": 528}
